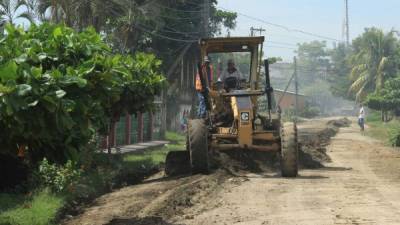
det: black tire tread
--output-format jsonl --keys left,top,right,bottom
{"left": 188, "top": 119, "right": 209, "bottom": 174}
{"left": 280, "top": 122, "right": 299, "bottom": 177}
{"left": 165, "top": 151, "right": 191, "bottom": 176}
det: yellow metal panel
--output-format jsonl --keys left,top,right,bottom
{"left": 253, "top": 132, "right": 277, "bottom": 141}
{"left": 217, "top": 127, "right": 232, "bottom": 134}
{"left": 231, "top": 97, "right": 239, "bottom": 119}
{"left": 233, "top": 96, "right": 254, "bottom": 147}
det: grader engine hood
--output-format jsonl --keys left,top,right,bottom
{"left": 231, "top": 95, "right": 253, "bottom": 148}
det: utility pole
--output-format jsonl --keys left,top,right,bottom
{"left": 250, "top": 27, "right": 266, "bottom": 74}
{"left": 343, "top": 0, "right": 350, "bottom": 46}
{"left": 250, "top": 27, "right": 266, "bottom": 37}
{"left": 294, "top": 57, "right": 299, "bottom": 123}
{"left": 203, "top": 0, "right": 210, "bottom": 37}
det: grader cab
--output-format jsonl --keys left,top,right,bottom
{"left": 165, "top": 36, "right": 299, "bottom": 177}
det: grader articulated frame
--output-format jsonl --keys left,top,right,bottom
{"left": 165, "top": 36, "right": 299, "bottom": 177}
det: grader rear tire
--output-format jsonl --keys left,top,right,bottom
{"left": 280, "top": 122, "right": 299, "bottom": 177}
{"left": 165, "top": 151, "right": 191, "bottom": 176}
{"left": 188, "top": 119, "right": 210, "bottom": 174}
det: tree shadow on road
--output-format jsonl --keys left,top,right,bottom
{"left": 140, "top": 173, "right": 193, "bottom": 185}
{"left": 256, "top": 174, "right": 329, "bottom": 180}
{"left": 319, "top": 166, "right": 352, "bottom": 171}
{"left": 106, "top": 216, "right": 183, "bottom": 225}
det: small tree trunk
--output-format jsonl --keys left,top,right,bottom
{"left": 108, "top": 120, "right": 116, "bottom": 154}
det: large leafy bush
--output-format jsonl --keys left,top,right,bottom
{"left": 0, "top": 24, "right": 164, "bottom": 163}
{"left": 366, "top": 77, "right": 400, "bottom": 112}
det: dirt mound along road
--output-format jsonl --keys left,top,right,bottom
{"left": 298, "top": 117, "right": 351, "bottom": 168}
{"left": 64, "top": 118, "right": 376, "bottom": 225}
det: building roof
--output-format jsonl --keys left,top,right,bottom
{"left": 274, "top": 89, "right": 306, "bottom": 97}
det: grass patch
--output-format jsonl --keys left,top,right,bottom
{"left": 366, "top": 111, "right": 400, "bottom": 145}
{"left": 0, "top": 131, "right": 187, "bottom": 225}
{"left": 166, "top": 131, "right": 186, "bottom": 143}
{"left": 122, "top": 131, "right": 186, "bottom": 169}
{"left": 0, "top": 190, "right": 64, "bottom": 225}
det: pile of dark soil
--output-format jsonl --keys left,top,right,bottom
{"left": 211, "top": 118, "right": 352, "bottom": 172}
{"left": 212, "top": 150, "right": 277, "bottom": 176}
{"left": 107, "top": 216, "right": 182, "bottom": 225}
{"left": 299, "top": 118, "right": 351, "bottom": 168}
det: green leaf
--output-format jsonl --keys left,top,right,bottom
{"left": 53, "top": 27, "right": 63, "bottom": 38}
{"left": 31, "top": 67, "right": 43, "bottom": 78}
{"left": 28, "top": 100, "right": 39, "bottom": 107}
{"left": 55, "top": 90, "right": 66, "bottom": 98}
{"left": 0, "top": 61, "right": 18, "bottom": 82}
{"left": 16, "top": 84, "right": 32, "bottom": 96}
{"left": 15, "top": 54, "right": 28, "bottom": 63}
{"left": 38, "top": 53, "right": 47, "bottom": 61}
{"left": 41, "top": 95, "right": 57, "bottom": 112}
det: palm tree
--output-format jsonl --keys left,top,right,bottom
{"left": 75, "top": 0, "right": 126, "bottom": 31}
{"left": 348, "top": 28, "right": 399, "bottom": 101}
{"left": 37, "top": 0, "right": 74, "bottom": 25}
{"left": 0, "top": 0, "right": 35, "bottom": 30}
{"left": 37, "top": 0, "right": 126, "bottom": 31}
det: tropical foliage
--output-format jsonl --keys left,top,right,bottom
{"left": 365, "top": 77, "right": 400, "bottom": 121}
{"left": 0, "top": 23, "right": 164, "bottom": 163}
{"left": 0, "top": 0, "right": 35, "bottom": 29}
{"left": 348, "top": 28, "right": 400, "bottom": 101}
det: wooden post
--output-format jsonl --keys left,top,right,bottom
{"left": 101, "top": 136, "right": 108, "bottom": 149}
{"left": 108, "top": 121, "right": 116, "bottom": 154}
{"left": 147, "top": 111, "right": 154, "bottom": 141}
{"left": 181, "top": 58, "right": 184, "bottom": 89}
{"left": 160, "top": 91, "right": 167, "bottom": 139}
{"left": 125, "top": 113, "right": 131, "bottom": 145}
{"left": 137, "top": 112, "right": 144, "bottom": 142}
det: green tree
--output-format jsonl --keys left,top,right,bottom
{"left": 37, "top": 0, "right": 126, "bottom": 30}
{"left": 296, "top": 41, "right": 329, "bottom": 84}
{"left": 0, "top": 0, "right": 34, "bottom": 29}
{"left": 348, "top": 28, "right": 399, "bottom": 101}
{"left": 0, "top": 23, "right": 164, "bottom": 163}
{"left": 365, "top": 77, "right": 400, "bottom": 121}
{"left": 328, "top": 43, "right": 352, "bottom": 98}
{"left": 295, "top": 41, "right": 335, "bottom": 114}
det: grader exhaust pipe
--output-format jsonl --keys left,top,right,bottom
{"left": 264, "top": 59, "right": 273, "bottom": 120}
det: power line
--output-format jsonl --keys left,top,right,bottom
{"left": 150, "top": 2, "right": 202, "bottom": 13}
{"left": 268, "top": 41, "right": 298, "bottom": 47}
{"left": 250, "top": 27, "right": 266, "bottom": 37}
{"left": 266, "top": 45, "right": 297, "bottom": 50}
{"left": 218, "top": 6, "right": 341, "bottom": 42}
{"left": 154, "top": 13, "right": 202, "bottom": 21}
{"left": 162, "top": 26, "right": 200, "bottom": 35}
{"left": 135, "top": 24, "right": 198, "bottom": 43}
{"left": 136, "top": 22, "right": 200, "bottom": 39}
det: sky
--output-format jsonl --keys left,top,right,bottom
{"left": 217, "top": 0, "right": 400, "bottom": 62}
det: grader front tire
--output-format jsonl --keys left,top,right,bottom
{"left": 165, "top": 151, "right": 191, "bottom": 176}
{"left": 280, "top": 122, "right": 299, "bottom": 177}
{"left": 188, "top": 119, "right": 210, "bottom": 174}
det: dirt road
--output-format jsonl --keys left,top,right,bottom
{"left": 65, "top": 119, "right": 400, "bottom": 225}
{"left": 178, "top": 121, "right": 400, "bottom": 225}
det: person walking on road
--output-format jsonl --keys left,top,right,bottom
{"left": 358, "top": 104, "right": 365, "bottom": 131}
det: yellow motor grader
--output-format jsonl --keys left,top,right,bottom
{"left": 165, "top": 36, "right": 298, "bottom": 177}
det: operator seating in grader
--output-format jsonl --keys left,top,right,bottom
{"left": 165, "top": 36, "right": 299, "bottom": 177}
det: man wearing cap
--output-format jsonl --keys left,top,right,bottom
{"left": 220, "top": 59, "right": 242, "bottom": 89}
{"left": 195, "top": 56, "right": 213, "bottom": 118}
